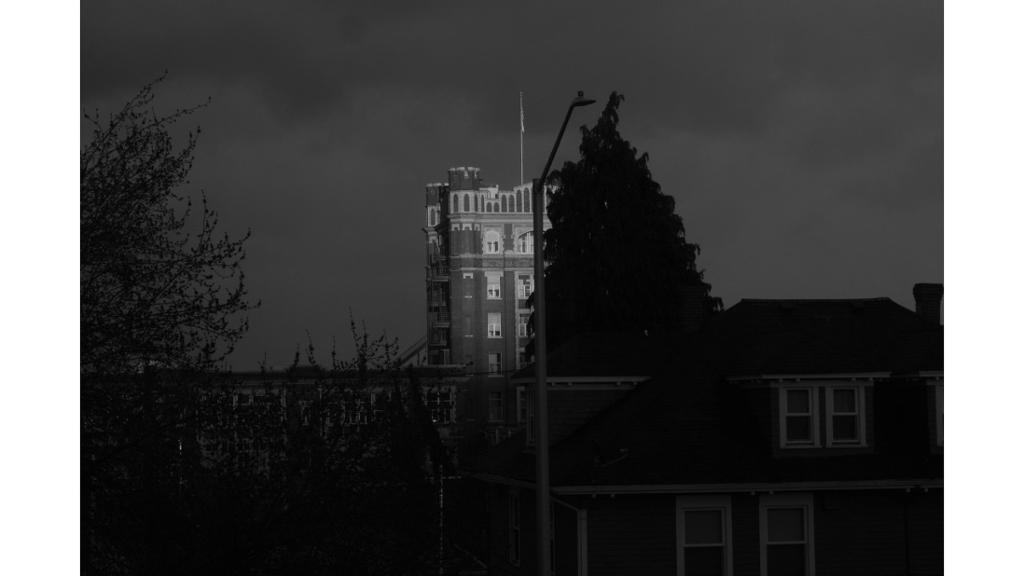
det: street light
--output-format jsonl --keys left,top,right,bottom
{"left": 533, "top": 90, "right": 596, "bottom": 576}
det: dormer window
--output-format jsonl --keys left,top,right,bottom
{"left": 781, "top": 387, "right": 819, "bottom": 447}
{"left": 825, "top": 386, "right": 865, "bottom": 446}
{"left": 779, "top": 382, "right": 868, "bottom": 449}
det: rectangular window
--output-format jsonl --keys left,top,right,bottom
{"left": 517, "top": 276, "right": 533, "bottom": 299}
{"left": 508, "top": 492, "right": 521, "bottom": 565}
{"left": 487, "top": 275, "right": 501, "bottom": 299}
{"left": 825, "top": 386, "right": 865, "bottom": 446}
{"left": 518, "top": 313, "right": 530, "bottom": 338}
{"left": 677, "top": 496, "right": 732, "bottom": 576}
{"left": 760, "top": 494, "right": 814, "bottom": 576}
{"left": 489, "top": 353, "right": 502, "bottom": 376}
{"left": 780, "top": 387, "right": 819, "bottom": 447}
{"left": 488, "top": 313, "right": 502, "bottom": 338}
{"left": 936, "top": 382, "right": 943, "bottom": 447}
{"left": 489, "top": 391, "right": 504, "bottom": 422}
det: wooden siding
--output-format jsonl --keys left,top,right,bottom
{"left": 561, "top": 489, "right": 942, "bottom": 576}
{"left": 587, "top": 495, "right": 676, "bottom": 576}
{"left": 816, "top": 489, "right": 942, "bottom": 576}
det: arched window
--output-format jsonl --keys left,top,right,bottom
{"left": 474, "top": 194, "right": 479, "bottom": 212}
{"left": 516, "top": 231, "right": 534, "bottom": 254}
{"left": 524, "top": 192, "right": 531, "bottom": 213}
{"left": 484, "top": 230, "right": 501, "bottom": 254}
{"left": 452, "top": 194, "right": 459, "bottom": 213}
{"left": 464, "top": 194, "right": 470, "bottom": 212}
{"left": 501, "top": 196, "right": 508, "bottom": 213}
{"left": 486, "top": 202, "right": 492, "bottom": 213}
{"left": 516, "top": 191, "right": 522, "bottom": 212}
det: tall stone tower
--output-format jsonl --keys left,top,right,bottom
{"left": 424, "top": 167, "right": 548, "bottom": 444}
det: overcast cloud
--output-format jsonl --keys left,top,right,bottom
{"left": 82, "top": 1, "right": 942, "bottom": 369}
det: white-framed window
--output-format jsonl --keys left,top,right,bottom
{"left": 489, "top": 391, "right": 504, "bottom": 422}
{"left": 508, "top": 491, "right": 521, "bottom": 565}
{"left": 760, "top": 494, "right": 814, "bottom": 576}
{"left": 487, "top": 275, "right": 501, "bottom": 299}
{"left": 780, "top": 387, "right": 819, "bottom": 448}
{"left": 488, "top": 313, "right": 502, "bottom": 338}
{"left": 517, "top": 231, "right": 534, "bottom": 254}
{"left": 518, "top": 313, "right": 530, "bottom": 338}
{"left": 779, "top": 383, "right": 870, "bottom": 449}
{"left": 825, "top": 386, "right": 866, "bottom": 446}
{"left": 517, "top": 275, "right": 533, "bottom": 300}
{"left": 676, "top": 495, "right": 732, "bottom": 576}
{"left": 484, "top": 229, "right": 501, "bottom": 254}
{"left": 489, "top": 353, "right": 502, "bottom": 376}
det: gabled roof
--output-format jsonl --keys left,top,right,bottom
{"left": 706, "top": 298, "right": 942, "bottom": 376}
{"left": 477, "top": 296, "right": 943, "bottom": 489}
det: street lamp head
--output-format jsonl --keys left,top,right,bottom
{"left": 572, "top": 90, "right": 597, "bottom": 108}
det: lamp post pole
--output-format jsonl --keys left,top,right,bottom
{"left": 533, "top": 91, "right": 595, "bottom": 576}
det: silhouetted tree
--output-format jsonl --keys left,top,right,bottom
{"left": 80, "top": 77, "right": 255, "bottom": 375}
{"left": 81, "top": 78, "right": 256, "bottom": 575}
{"left": 537, "top": 92, "right": 720, "bottom": 352}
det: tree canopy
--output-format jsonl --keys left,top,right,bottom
{"left": 539, "top": 92, "right": 720, "bottom": 352}
{"left": 80, "top": 79, "right": 255, "bottom": 375}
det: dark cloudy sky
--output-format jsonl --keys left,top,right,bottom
{"left": 81, "top": 0, "right": 942, "bottom": 370}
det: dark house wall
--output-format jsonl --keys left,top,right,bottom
{"left": 574, "top": 490, "right": 942, "bottom": 576}
{"left": 486, "top": 487, "right": 581, "bottom": 576}
{"left": 816, "top": 489, "right": 942, "bottom": 576}
{"left": 587, "top": 495, "right": 676, "bottom": 576}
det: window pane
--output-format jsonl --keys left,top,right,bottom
{"left": 684, "top": 510, "right": 723, "bottom": 545}
{"left": 786, "top": 416, "right": 811, "bottom": 442}
{"left": 833, "top": 415, "right": 857, "bottom": 441}
{"left": 766, "top": 544, "right": 806, "bottom": 576}
{"left": 767, "top": 508, "right": 804, "bottom": 542}
{"left": 684, "top": 546, "right": 724, "bottom": 576}
{"left": 786, "top": 389, "right": 810, "bottom": 413}
{"left": 832, "top": 389, "right": 856, "bottom": 412}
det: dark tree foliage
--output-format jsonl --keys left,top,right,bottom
{"left": 85, "top": 321, "right": 446, "bottom": 576}
{"left": 538, "top": 92, "right": 721, "bottom": 351}
{"left": 82, "top": 83, "right": 444, "bottom": 574}
{"left": 81, "top": 78, "right": 255, "bottom": 375}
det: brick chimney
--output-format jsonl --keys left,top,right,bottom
{"left": 912, "top": 283, "right": 943, "bottom": 324}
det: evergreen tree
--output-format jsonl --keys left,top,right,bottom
{"left": 539, "top": 92, "right": 720, "bottom": 352}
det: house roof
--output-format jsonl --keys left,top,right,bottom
{"left": 705, "top": 298, "right": 942, "bottom": 376}
{"left": 476, "top": 296, "right": 943, "bottom": 489}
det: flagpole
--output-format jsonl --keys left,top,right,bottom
{"left": 520, "top": 91, "right": 525, "bottom": 185}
